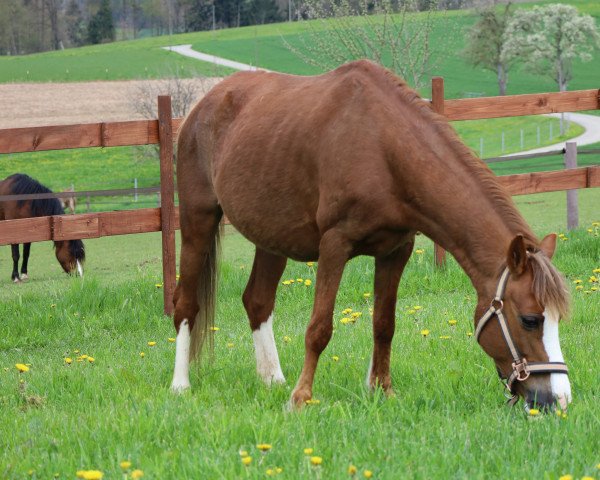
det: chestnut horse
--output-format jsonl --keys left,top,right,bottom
{"left": 0, "top": 174, "right": 85, "bottom": 282}
{"left": 172, "top": 60, "right": 571, "bottom": 410}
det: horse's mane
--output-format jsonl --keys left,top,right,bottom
{"left": 529, "top": 251, "right": 570, "bottom": 320}
{"left": 8, "top": 173, "right": 65, "bottom": 217}
{"left": 357, "top": 61, "right": 535, "bottom": 242}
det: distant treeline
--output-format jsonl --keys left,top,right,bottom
{"left": 0, "top": 0, "right": 468, "bottom": 56}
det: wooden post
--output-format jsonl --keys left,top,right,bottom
{"left": 431, "top": 77, "right": 447, "bottom": 267}
{"left": 564, "top": 141, "right": 579, "bottom": 230}
{"left": 158, "top": 95, "right": 176, "bottom": 316}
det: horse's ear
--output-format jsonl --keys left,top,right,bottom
{"left": 539, "top": 233, "right": 557, "bottom": 259}
{"left": 507, "top": 235, "right": 527, "bottom": 276}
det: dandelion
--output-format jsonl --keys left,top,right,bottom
{"left": 76, "top": 472, "right": 86, "bottom": 478}
{"left": 467, "top": 332, "right": 473, "bottom": 337}
{"left": 576, "top": 286, "right": 583, "bottom": 291}
{"left": 351, "top": 312, "right": 362, "bottom": 319}
{"left": 408, "top": 309, "right": 416, "bottom": 315}
{"left": 342, "top": 308, "right": 353, "bottom": 314}
{"left": 305, "top": 399, "right": 321, "bottom": 405}
{"left": 65, "top": 357, "right": 73, "bottom": 364}
{"left": 363, "top": 293, "right": 371, "bottom": 299}
{"left": 340, "top": 318, "right": 352, "bottom": 325}
{"left": 348, "top": 464, "right": 357, "bottom": 475}
{"left": 88, "top": 357, "right": 95, "bottom": 363}
{"left": 210, "top": 326, "right": 220, "bottom": 332}
{"left": 266, "top": 468, "right": 275, "bottom": 476}
{"left": 413, "top": 305, "right": 422, "bottom": 310}
{"left": 593, "top": 268, "right": 600, "bottom": 274}
{"left": 74, "top": 349, "right": 80, "bottom": 354}
{"left": 227, "top": 342, "right": 234, "bottom": 348}
{"left": 364, "top": 471, "right": 373, "bottom": 479}
{"left": 448, "top": 319, "right": 457, "bottom": 326}
{"left": 168, "top": 338, "right": 176, "bottom": 343}
{"left": 15, "top": 364, "right": 29, "bottom": 373}
{"left": 241, "top": 456, "right": 252, "bottom": 466}
{"left": 139, "top": 352, "right": 145, "bottom": 358}
{"left": 289, "top": 279, "right": 295, "bottom": 283}
{"left": 239, "top": 450, "right": 248, "bottom": 457}
{"left": 573, "top": 279, "right": 582, "bottom": 284}
{"left": 120, "top": 461, "right": 132, "bottom": 470}
{"left": 304, "top": 279, "right": 312, "bottom": 286}
{"left": 420, "top": 329, "right": 430, "bottom": 337}
{"left": 283, "top": 336, "right": 291, "bottom": 343}
{"left": 558, "top": 475, "right": 573, "bottom": 480}
{"left": 155, "top": 283, "right": 163, "bottom": 288}
{"left": 528, "top": 408, "right": 540, "bottom": 416}
{"left": 307, "top": 262, "right": 314, "bottom": 267}
{"left": 439, "top": 335, "right": 451, "bottom": 340}
{"left": 303, "top": 448, "right": 314, "bottom": 455}
{"left": 310, "top": 456, "right": 323, "bottom": 466}
{"left": 82, "top": 471, "right": 103, "bottom": 480}
{"left": 131, "top": 470, "right": 144, "bottom": 479}
{"left": 590, "top": 276, "right": 598, "bottom": 283}
{"left": 415, "top": 249, "right": 425, "bottom": 254}
{"left": 332, "top": 355, "right": 340, "bottom": 362}
{"left": 282, "top": 280, "right": 291, "bottom": 285}
{"left": 148, "top": 341, "right": 156, "bottom": 346}
{"left": 81, "top": 355, "right": 88, "bottom": 360}
{"left": 276, "top": 468, "right": 283, "bottom": 473}
{"left": 257, "top": 444, "right": 272, "bottom": 452}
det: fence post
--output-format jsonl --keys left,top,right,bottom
{"left": 431, "top": 77, "right": 446, "bottom": 267}
{"left": 158, "top": 95, "right": 176, "bottom": 316}
{"left": 564, "top": 142, "right": 579, "bottom": 230}
{"left": 134, "top": 178, "right": 138, "bottom": 202}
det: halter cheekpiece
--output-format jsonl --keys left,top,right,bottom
{"left": 475, "top": 267, "right": 569, "bottom": 406}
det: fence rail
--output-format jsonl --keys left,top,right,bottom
{"left": 1, "top": 80, "right": 600, "bottom": 312}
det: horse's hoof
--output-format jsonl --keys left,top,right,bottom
{"left": 20, "top": 273, "right": 29, "bottom": 281}
{"left": 12, "top": 277, "right": 21, "bottom": 284}
{"left": 171, "top": 382, "right": 191, "bottom": 394}
{"left": 288, "top": 388, "right": 312, "bottom": 410}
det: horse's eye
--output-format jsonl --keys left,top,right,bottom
{"left": 520, "top": 314, "right": 544, "bottom": 330}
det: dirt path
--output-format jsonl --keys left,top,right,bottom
{"left": 0, "top": 78, "right": 220, "bottom": 129}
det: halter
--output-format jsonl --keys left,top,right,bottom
{"left": 475, "top": 267, "right": 569, "bottom": 406}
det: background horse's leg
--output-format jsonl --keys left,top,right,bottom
{"left": 290, "top": 231, "right": 350, "bottom": 408}
{"left": 20, "top": 243, "right": 31, "bottom": 280}
{"left": 171, "top": 206, "right": 222, "bottom": 393}
{"left": 367, "top": 240, "right": 414, "bottom": 394}
{"left": 11, "top": 244, "right": 20, "bottom": 282}
{"left": 242, "top": 248, "right": 287, "bottom": 385}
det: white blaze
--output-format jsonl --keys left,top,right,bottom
{"left": 171, "top": 319, "right": 191, "bottom": 393}
{"left": 543, "top": 309, "right": 572, "bottom": 409}
{"left": 252, "top": 314, "right": 285, "bottom": 385}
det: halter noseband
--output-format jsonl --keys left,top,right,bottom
{"left": 475, "top": 267, "right": 569, "bottom": 406}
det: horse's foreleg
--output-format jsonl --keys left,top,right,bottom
{"left": 367, "top": 240, "right": 414, "bottom": 394}
{"left": 11, "top": 244, "right": 20, "bottom": 283}
{"left": 243, "top": 248, "right": 287, "bottom": 385}
{"left": 290, "top": 231, "right": 350, "bottom": 409}
{"left": 20, "top": 243, "right": 31, "bottom": 280}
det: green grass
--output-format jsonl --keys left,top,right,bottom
{"left": 1, "top": 202, "right": 599, "bottom": 478}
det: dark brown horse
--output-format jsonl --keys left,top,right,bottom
{"left": 172, "top": 60, "right": 571, "bottom": 411}
{"left": 0, "top": 174, "right": 85, "bottom": 282}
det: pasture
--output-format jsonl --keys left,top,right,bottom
{"left": 1, "top": 193, "right": 599, "bottom": 478}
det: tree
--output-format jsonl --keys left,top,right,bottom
{"left": 65, "top": 0, "right": 86, "bottom": 47}
{"left": 88, "top": 0, "right": 115, "bottom": 44}
{"left": 462, "top": 2, "right": 515, "bottom": 95}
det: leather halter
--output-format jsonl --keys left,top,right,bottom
{"left": 475, "top": 267, "right": 569, "bottom": 406}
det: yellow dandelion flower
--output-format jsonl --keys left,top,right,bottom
{"left": 305, "top": 399, "right": 321, "bottom": 405}
{"left": 297, "top": 278, "right": 303, "bottom": 282}
{"left": 593, "top": 222, "right": 600, "bottom": 227}
{"left": 155, "top": 283, "right": 163, "bottom": 288}
{"left": 591, "top": 287, "right": 598, "bottom": 291}
{"left": 168, "top": 338, "right": 176, "bottom": 343}
{"left": 283, "top": 336, "right": 291, "bottom": 343}
{"left": 76, "top": 471, "right": 86, "bottom": 478}
{"left": 81, "top": 355, "right": 88, "bottom": 360}
{"left": 588, "top": 228, "right": 594, "bottom": 233}
{"left": 87, "top": 357, "right": 95, "bottom": 363}
{"left": 210, "top": 326, "right": 220, "bottom": 331}
{"left": 65, "top": 357, "right": 73, "bottom": 364}
{"left": 120, "top": 461, "right": 132, "bottom": 470}
{"left": 342, "top": 308, "right": 353, "bottom": 314}
{"left": 413, "top": 305, "right": 422, "bottom": 310}
{"left": 439, "top": 335, "right": 451, "bottom": 340}
{"left": 528, "top": 408, "right": 540, "bottom": 416}
{"left": 573, "top": 279, "right": 582, "bottom": 284}
{"left": 593, "top": 268, "right": 600, "bottom": 274}
{"left": 304, "top": 279, "right": 312, "bottom": 286}
{"left": 310, "top": 456, "right": 323, "bottom": 466}
{"left": 239, "top": 450, "right": 248, "bottom": 457}
{"left": 15, "top": 363, "right": 29, "bottom": 373}
{"left": 332, "top": 355, "right": 340, "bottom": 362}
{"left": 448, "top": 319, "right": 457, "bottom": 326}
{"left": 82, "top": 471, "right": 103, "bottom": 480}
{"left": 282, "top": 280, "right": 291, "bottom": 285}
{"left": 561, "top": 412, "right": 567, "bottom": 419}
{"left": 420, "top": 329, "right": 430, "bottom": 337}
{"left": 241, "top": 456, "right": 252, "bottom": 466}
{"left": 303, "top": 448, "right": 314, "bottom": 455}
{"left": 266, "top": 468, "right": 275, "bottom": 476}
{"left": 276, "top": 467, "right": 283, "bottom": 474}
{"left": 466, "top": 332, "right": 473, "bottom": 337}
{"left": 289, "top": 279, "right": 295, "bottom": 283}
{"left": 227, "top": 342, "right": 234, "bottom": 348}
{"left": 148, "top": 341, "right": 156, "bottom": 346}
{"left": 348, "top": 465, "right": 357, "bottom": 475}
{"left": 363, "top": 293, "right": 371, "bottom": 298}
{"left": 415, "top": 249, "right": 425, "bottom": 254}
{"left": 307, "top": 262, "right": 314, "bottom": 267}
{"left": 139, "top": 352, "right": 145, "bottom": 358}
{"left": 257, "top": 444, "right": 272, "bottom": 452}
{"left": 351, "top": 312, "right": 362, "bottom": 318}
{"left": 340, "top": 318, "right": 352, "bottom": 325}
{"left": 364, "top": 471, "right": 373, "bottom": 479}
{"left": 131, "top": 470, "right": 144, "bottom": 479}
{"left": 581, "top": 477, "right": 594, "bottom": 480}
{"left": 74, "top": 349, "right": 80, "bottom": 354}
{"left": 558, "top": 475, "right": 573, "bottom": 480}
{"left": 590, "top": 276, "right": 598, "bottom": 283}
{"left": 575, "top": 286, "right": 583, "bottom": 291}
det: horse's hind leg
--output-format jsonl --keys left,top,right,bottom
{"left": 242, "top": 248, "right": 287, "bottom": 385}
{"left": 11, "top": 244, "right": 20, "bottom": 283}
{"left": 20, "top": 243, "right": 31, "bottom": 280}
{"left": 367, "top": 239, "right": 414, "bottom": 393}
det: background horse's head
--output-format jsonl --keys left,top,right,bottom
{"left": 54, "top": 239, "right": 85, "bottom": 276}
{"left": 476, "top": 234, "right": 571, "bottom": 411}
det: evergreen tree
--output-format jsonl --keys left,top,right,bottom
{"left": 88, "top": 0, "right": 115, "bottom": 44}
{"left": 65, "top": 0, "right": 86, "bottom": 47}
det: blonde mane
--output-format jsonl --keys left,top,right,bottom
{"left": 529, "top": 251, "right": 571, "bottom": 320}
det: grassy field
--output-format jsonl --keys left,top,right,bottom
{"left": 1, "top": 196, "right": 599, "bottom": 478}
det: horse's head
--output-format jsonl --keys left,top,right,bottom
{"left": 475, "top": 233, "right": 571, "bottom": 411}
{"left": 55, "top": 239, "right": 85, "bottom": 277}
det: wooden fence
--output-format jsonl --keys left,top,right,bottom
{"left": 1, "top": 81, "right": 599, "bottom": 314}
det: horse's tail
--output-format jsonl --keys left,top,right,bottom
{"left": 189, "top": 220, "right": 222, "bottom": 361}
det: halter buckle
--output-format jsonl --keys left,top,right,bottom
{"left": 491, "top": 298, "right": 504, "bottom": 312}
{"left": 512, "top": 358, "right": 530, "bottom": 381}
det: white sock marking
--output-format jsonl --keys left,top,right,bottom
{"left": 253, "top": 314, "right": 285, "bottom": 385}
{"left": 543, "top": 309, "right": 572, "bottom": 408}
{"left": 171, "top": 319, "right": 191, "bottom": 393}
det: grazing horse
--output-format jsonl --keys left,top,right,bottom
{"left": 172, "top": 60, "right": 571, "bottom": 410}
{"left": 59, "top": 185, "right": 77, "bottom": 214}
{"left": 0, "top": 174, "right": 85, "bottom": 282}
